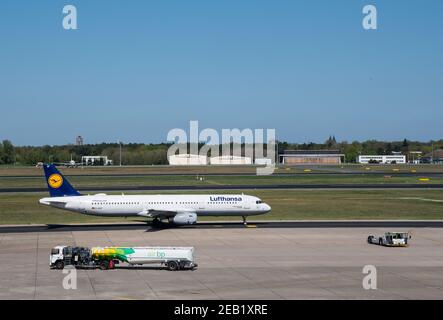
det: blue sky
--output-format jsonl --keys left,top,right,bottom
{"left": 0, "top": 0, "right": 442, "bottom": 146}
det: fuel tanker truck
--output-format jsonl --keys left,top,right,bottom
{"left": 49, "top": 246, "right": 197, "bottom": 271}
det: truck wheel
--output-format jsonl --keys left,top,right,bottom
{"left": 55, "top": 260, "right": 64, "bottom": 270}
{"left": 367, "top": 236, "right": 373, "bottom": 243}
{"left": 167, "top": 261, "right": 179, "bottom": 271}
{"left": 100, "top": 260, "right": 108, "bottom": 270}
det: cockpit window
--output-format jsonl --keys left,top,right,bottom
{"left": 256, "top": 200, "right": 263, "bottom": 204}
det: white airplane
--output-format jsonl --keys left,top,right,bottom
{"left": 39, "top": 164, "right": 271, "bottom": 226}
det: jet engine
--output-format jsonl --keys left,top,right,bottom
{"left": 172, "top": 212, "right": 197, "bottom": 225}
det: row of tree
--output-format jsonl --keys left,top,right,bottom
{"left": 0, "top": 140, "right": 15, "bottom": 165}
{"left": 0, "top": 138, "right": 442, "bottom": 165}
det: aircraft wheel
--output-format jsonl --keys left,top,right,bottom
{"left": 152, "top": 218, "right": 161, "bottom": 228}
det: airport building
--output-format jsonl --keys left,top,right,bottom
{"left": 279, "top": 150, "right": 344, "bottom": 165}
{"left": 168, "top": 154, "right": 208, "bottom": 165}
{"left": 357, "top": 155, "right": 406, "bottom": 164}
{"left": 408, "top": 151, "right": 423, "bottom": 164}
{"left": 255, "top": 158, "right": 273, "bottom": 165}
{"left": 210, "top": 155, "right": 252, "bottom": 165}
{"left": 81, "top": 156, "right": 113, "bottom": 166}
{"left": 421, "top": 149, "right": 443, "bottom": 164}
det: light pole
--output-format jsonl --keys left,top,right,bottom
{"left": 431, "top": 143, "right": 434, "bottom": 164}
{"left": 118, "top": 141, "right": 122, "bottom": 166}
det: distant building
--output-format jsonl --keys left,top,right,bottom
{"left": 421, "top": 149, "right": 443, "bottom": 164}
{"left": 168, "top": 154, "right": 208, "bottom": 165}
{"left": 210, "top": 156, "right": 252, "bottom": 165}
{"left": 75, "top": 136, "right": 84, "bottom": 146}
{"left": 255, "top": 158, "right": 273, "bottom": 165}
{"left": 279, "top": 150, "right": 344, "bottom": 165}
{"left": 357, "top": 155, "right": 406, "bottom": 164}
{"left": 81, "top": 156, "right": 113, "bottom": 166}
{"left": 408, "top": 151, "right": 423, "bottom": 164}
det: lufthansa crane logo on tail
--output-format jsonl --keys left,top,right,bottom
{"left": 48, "top": 174, "right": 63, "bottom": 189}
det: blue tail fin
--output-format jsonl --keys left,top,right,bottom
{"left": 43, "top": 164, "right": 81, "bottom": 197}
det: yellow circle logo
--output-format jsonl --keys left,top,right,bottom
{"left": 48, "top": 174, "right": 63, "bottom": 189}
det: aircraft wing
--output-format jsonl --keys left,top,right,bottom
{"left": 137, "top": 208, "right": 194, "bottom": 218}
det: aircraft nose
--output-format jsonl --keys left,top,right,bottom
{"left": 263, "top": 204, "right": 271, "bottom": 212}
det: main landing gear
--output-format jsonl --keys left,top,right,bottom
{"left": 152, "top": 218, "right": 162, "bottom": 228}
{"left": 151, "top": 217, "right": 173, "bottom": 229}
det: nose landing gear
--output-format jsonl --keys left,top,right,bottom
{"left": 242, "top": 216, "right": 247, "bottom": 226}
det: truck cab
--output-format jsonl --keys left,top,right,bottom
{"left": 384, "top": 232, "right": 410, "bottom": 246}
{"left": 49, "top": 246, "right": 66, "bottom": 269}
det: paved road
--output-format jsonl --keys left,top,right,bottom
{"left": 1, "top": 172, "right": 442, "bottom": 178}
{"left": 1, "top": 183, "right": 443, "bottom": 193}
{"left": 1, "top": 220, "right": 443, "bottom": 233}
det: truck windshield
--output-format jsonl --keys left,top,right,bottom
{"left": 51, "top": 248, "right": 59, "bottom": 255}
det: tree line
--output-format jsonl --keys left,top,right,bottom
{"left": 0, "top": 138, "right": 442, "bottom": 166}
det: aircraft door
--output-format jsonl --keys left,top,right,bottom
{"left": 79, "top": 201, "right": 88, "bottom": 214}
{"left": 242, "top": 198, "right": 251, "bottom": 210}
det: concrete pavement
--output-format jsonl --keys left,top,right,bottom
{"left": 0, "top": 227, "right": 442, "bottom": 299}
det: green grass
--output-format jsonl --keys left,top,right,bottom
{"left": 1, "top": 189, "right": 442, "bottom": 225}
{"left": 0, "top": 164, "right": 442, "bottom": 176}
{"left": 1, "top": 174, "right": 442, "bottom": 189}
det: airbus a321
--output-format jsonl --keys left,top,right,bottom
{"left": 39, "top": 164, "right": 271, "bottom": 226}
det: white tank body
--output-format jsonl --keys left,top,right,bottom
{"left": 126, "top": 247, "right": 194, "bottom": 264}
{"left": 91, "top": 246, "right": 195, "bottom": 265}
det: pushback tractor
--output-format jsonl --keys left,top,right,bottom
{"left": 367, "top": 232, "right": 411, "bottom": 247}
{"left": 50, "top": 246, "right": 198, "bottom": 271}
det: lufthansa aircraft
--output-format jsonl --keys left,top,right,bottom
{"left": 39, "top": 164, "right": 271, "bottom": 226}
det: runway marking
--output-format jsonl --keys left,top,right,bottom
{"left": 398, "top": 197, "right": 443, "bottom": 203}
{"left": 246, "top": 225, "right": 257, "bottom": 228}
